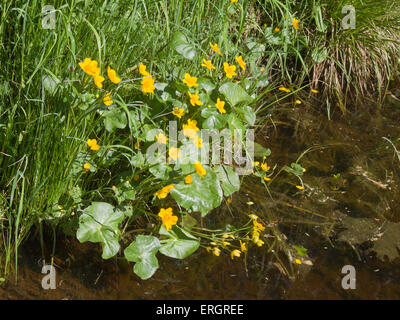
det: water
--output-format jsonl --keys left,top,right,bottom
{"left": 1, "top": 95, "right": 400, "bottom": 299}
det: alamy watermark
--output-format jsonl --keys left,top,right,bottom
{"left": 341, "top": 265, "right": 356, "bottom": 290}
{"left": 341, "top": 5, "right": 356, "bottom": 29}
{"left": 42, "top": 5, "right": 56, "bottom": 30}
{"left": 41, "top": 264, "right": 56, "bottom": 289}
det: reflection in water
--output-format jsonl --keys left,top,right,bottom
{"left": 1, "top": 97, "right": 400, "bottom": 299}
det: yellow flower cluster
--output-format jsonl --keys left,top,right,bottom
{"left": 154, "top": 184, "right": 174, "bottom": 199}
{"left": 158, "top": 207, "right": 178, "bottom": 231}
{"left": 250, "top": 214, "right": 265, "bottom": 247}
{"left": 139, "top": 62, "right": 155, "bottom": 94}
{"left": 87, "top": 139, "right": 100, "bottom": 151}
{"left": 79, "top": 58, "right": 121, "bottom": 89}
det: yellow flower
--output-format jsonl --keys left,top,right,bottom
{"left": 312, "top": 89, "right": 319, "bottom": 93}
{"left": 260, "top": 67, "right": 265, "bottom": 72}
{"left": 279, "top": 87, "right": 291, "bottom": 93}
{"left": 185, "top": 175, "right": 193, "bottom": 184}
{"left": 223, "top": 234, "right": 235, "bottom": 239}
{"left": 292, "top": 18, "right": 299, "bottom": 30}
{"left": 156, "top": 132, "right": 168, "bottom": 144}
{"left": 210, "top": 42, "right": 223, "bottom": 56}
{"left": 295, "top": 100, "right": 302, "bottom": 104}
{"left": 183, "top": 119, "right": 199, "bottom": 138}
{"left": 240, "top": 240, "right": 247, "bottom": 252}
{"left": 215, "top": 98, "right": 226, "bottom": 114}
{"left": 295, "top": 259, "right": 302, "bottom": 265}
{"left": 103, "top": 92, "right": 113, "bottom": 106}
{"left": 223, "top": 62, "right": 237, "bottom": 79}
{"left": 169, "top": 147, "right": 181, "bottom": 161}
{"left": 139, "top": 62, "right": 150, "bottom": 76}
{"left": 158, "top": 207, "right": 178, "bottom": 231}
{"left": 194, "top": 162, "right": 206, "bottom": 178}
{"left": 222, "top": 241, "right": 231, "bottom": 247}
{"left": 87, "top": 139, "right": 100, "bottom": 151}
{"left": 296, "top": 185, "right": 304, "bottom": 190}
{"left": 134, "top": 138, "right": 141, "bottom": 150}
{"left": 188, "top": 91, "right": 203, "bottom": 106}
{"left": 230, "top": 0, "right": 238, "bottom": 3}
{"left": 141, "top": 76, "right": 155, "bottom": 93}
{"left": 249, "top": 214, "right": 258, "bottom": 220}
{"left": 227, "top": 197, "right": 232, "bottom": 204}
{"left": 201, "top": 59, "right": 215, "bottom": 70}
{"left": 182, "top": 73, "right": 198, "bottom": 87}
{"left": 230, "top": 249, "right": 241, "bottom": 259}
{"left": 107, "top": 66, "right": 121, "bottom": 84}
{"left": 78, "top": 58, "right": 100, "bottom": 77}
{"left": 263, "top": 177, "right": 271, "bottom": 181}
{"left": 253, "top": 219, "right": 265, "bottom": 231}
{"left": 213, "top": 247, "right": 221, "bottom": 256}
{"left": 83, "top": 162, "right": 91, "bottom": 171}
{"left": 235, "top": 56, "right": 246, "bottom": 71}
{"left": 154, "top": 184, "right": 174, "bottom": 199}
{"left": 172, "top": 106, "right": 185, "bottom": 118}
{"left": 256, "top": 239, "right": 264, "bottom": 247}
{"left": 206, "top": 246, "right": 212, "bottom": 253}
{"left": 274, "top": 27, "right": 280, "bottom": 32}
{"left": 192, "top": 135, "right": 203, "bottom": 148}
{"left": 93, "top": 74, "right": 105, "bottom": 88}
{"left": 261, "top": 162, "right": 270, "bottom": 171}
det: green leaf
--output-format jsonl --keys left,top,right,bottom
{"left": 293, "top": 245, "right": 308, "bottom": 257}
{"left": 219, "top": 82, "right": 253, "bottom": 107}
{"left": 76, "top": 202, "right": 124, "bottom": 259}
{"left": 170, "top": 32, "right": 196, "bottom": 60}
{"left": 237, "top": 105, "right": 256, "bottom": 126}
{"left": 284, "top": 163, "right": 305, "bottom": 176}
{"left": 201, "top": 108, "right": 226, "bottom": 129}
{"left": 312, "top": 46, "right": 328, "bottom": 63}
{"left": 103, "top": 108, "right": 127, "bottom": 132}
{"left": 149, "top": 162, "right": 172, "bottom": 180}
{"left": 198, "top": 77, "right": 216, "bottom": 93}
{"left": 42, "top": 75, "right": 59, "bottom": 94}
{"left": 227, "top": 113, "right": 245, "bottom": 137}
{"left": 214, "top": 165, "right": 240, "bottom": 196}
{"left": 124, "top": 235, "right": 161, "bottom": 280}
{"left": 130, "top": 152, "right": 145, "bottom": 168}
{"left": 159, "top": 225, "right": 200, "bottom": 259}
{"left": 171, "top": 166, "right": 223, "bottom": 216}
{"left": 254, "top": 143, "right": 271, "bottom": 157}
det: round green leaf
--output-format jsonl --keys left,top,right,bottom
{"left": 159, "top": 225, "right": 200, "bottom": 259}
{"left": 171, "top": 166, "right": 223, "bottom": 216}
{"left": 219, "top": 82, "right": 253, "bottom": 107}
{"left": 76, "top": 202, "right": 124, "bottom": 259}
{"left": 124, "top": 235, "right": 161, "bottom": 280}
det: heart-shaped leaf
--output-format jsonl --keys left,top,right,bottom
{"left": 237, "top": 105, "right": 256, "bottom": 126}
{"left": 170, "top": 32, "right": 196, "bottom": 60}
{"left": 214, "top": 165, "right": 240, "bottom": 196}
{"left": 103, "top": 108, "right": 127, "bottom": 132}
{"left": 124, "top": 235, "right": 161, "bottom": 280}
{"left": 171, "top": 166, "right": 223, "bottom": 216}
{"left": 219, "top": 82, "right": 253, "bottom": 107}
{"left": 159, "top": 225, "right": 200, "bottom": 259}
{"left": 77, "top": 202, "right": 124, "bottom": 259}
